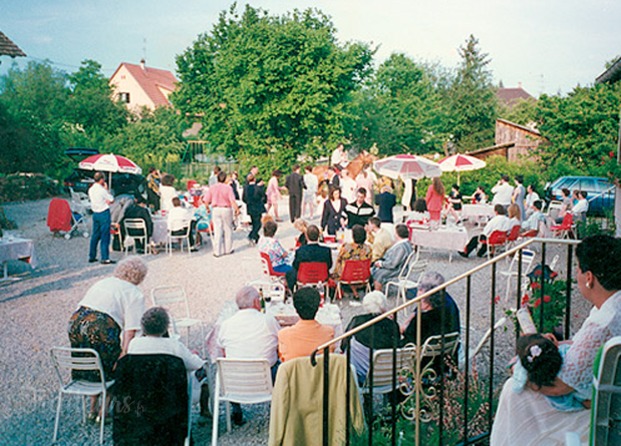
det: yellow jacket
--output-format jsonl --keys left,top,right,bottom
{"left": 269, "top": 354, "right": 365, "bottom": 446}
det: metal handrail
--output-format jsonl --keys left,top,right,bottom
{"left": 310, "top": 237, "right": 578, "bottom": 364}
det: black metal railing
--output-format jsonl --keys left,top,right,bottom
{"left": 310, "top": 237, "right": 581, "bottom": 446}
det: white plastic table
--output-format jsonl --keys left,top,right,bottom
{"left": 0, "top": 236, "right": 37, "bottom": 281}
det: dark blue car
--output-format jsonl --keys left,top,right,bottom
{"left": 544, "top": 176, "right": 615, "bottom": 217}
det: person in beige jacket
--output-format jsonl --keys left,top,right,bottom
{"left": 366, "top": 217, "right": 393, "bottom": 263}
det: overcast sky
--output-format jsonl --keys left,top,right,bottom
{"left": 2, "top": 0, "right": 620, "bottom": 96}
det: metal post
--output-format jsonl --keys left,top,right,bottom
{"left": 323, "top": 347, "right": 330, "bottom": 446}
{"left": 463, "top": 275, "right": 471, "bottom": 443}
{"left": 565, "top": 244, "right": 574, "bottom": 340}
{"left": 488, "top": 262, "right": 497, "bottom": 432}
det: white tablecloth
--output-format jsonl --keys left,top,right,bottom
{"left": 410, "top": 225, "right": 469, "bottom": 254}
{"left": 461, "top": 204, "right": 495, "bottom": 220}
{"left": 0, "top": 237, "right": 37, "bottom": 280}
{"left": 152, "top": 217, "right": 168, "bottom": 244}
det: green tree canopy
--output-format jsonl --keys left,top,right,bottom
{"left": 172, "top": 4, "right": 373, "bottom": 170}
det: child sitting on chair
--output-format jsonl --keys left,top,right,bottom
{"left": 512, "top": 334, "right": 590, "bottom": 411}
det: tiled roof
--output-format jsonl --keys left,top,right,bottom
{"left": 0, "top": 31, "right": 26, "bottom": 57}
{"left": 596, "top": 57, "right": 621, "bottom": 85}
{"left": 497, "top": 87, "right": 534, "bottom": 106}
{"left": 112, "top": 62, "right": 177, "bottom": 107}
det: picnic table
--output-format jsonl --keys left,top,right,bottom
{"left": 409, "top": 225, "right": 469, "bottom": 262}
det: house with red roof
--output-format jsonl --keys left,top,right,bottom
{"left": 496, "top": 83, "right": 535, "bottom": 108}
{"left": 109, "top": 59, "right": 177, "bottom": 111}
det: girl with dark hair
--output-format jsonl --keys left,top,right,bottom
{"left": 321, "top": 187, "right": 347, "bottom": 235}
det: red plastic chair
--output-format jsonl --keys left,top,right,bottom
{"left": 260, "top": 251, "right": 287, "bottom": 280}
{"left": 506, "top": 224, "right": 521, "bottom": 249}
{"left": 296, "top": 262, "right": 329, "bottom": 290}
{"left": 323, "top": 235, "right": 336, "bottom": 244}
{"left": 482, "top": 230, "right": 508, "bottom": 259}
{"left": 550, "top": 213, "right": 574, "bottom": 239}
{"left": 335, "top": 259, "right": 371, "bottom": 300}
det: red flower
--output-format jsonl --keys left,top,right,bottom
{"left": 534, "top": 270, "right": 542, "bottom": 277}
{"left": 521, "top": 294, "right": 530, "bottom": 306}
{"left": 610, "top": 151, "right": 616, "bottom": 159}
{"left": 530, "top": 282, "right": 542, "bottom": 290}
{"left": 533, "top": 298, "right": 542, "bottom": 308}
{"left": 494, "top": 295, "right": 500, "bottom": 304}
{"left": 550, "top": 271, "right": 558, "bottom": 278}
{"left": 543, "top": 295, "right": 551, "bottom": 303}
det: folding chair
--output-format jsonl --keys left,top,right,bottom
{"left": 212, "top": 358, "right": 273, "bottom": 446}
{"left": 360, "top": 345, "right": 417, "bottom": 396}
{"left": 546, "top": 200, "right": 563, "bottom": 219}
{"left": 167, "top": 220, "right": 192, "bottom": 255}
{"left": 501, "top": 249, "right": 536, "bottom": 302}
{"left": 69, "top": 186, "right": 91, "bottom": 213}
{"left": 50, "top": 347, "right": 115, "bottom": 445}
{"left": 483, "top": 230, "right": 508, "bottom": 259}
{"left": 123, "top": 218, "right": 150, "bottom": 255}
{"left": 335, "top": 259, "right": 372, "bottom": 300}
{"left": 151, "top": 285, "right": 205, "bottom": 356}
{"left": 551, "top": 213, "right": 574, "bottom": 239}
{"left": 506, "top": 225, "right": 521, "bottom": 249}
{"left": 295, "top": 262, "right": 329, "bottom": 291}
{"left": 385, "top": 251, "right": 428, "bottom": 306}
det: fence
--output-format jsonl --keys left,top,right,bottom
{"left": 310, "top": 237, "right": 581, "bottom": 446}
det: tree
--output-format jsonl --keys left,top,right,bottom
{"left": 535, "top": 82, "right": 621, "bottom": 176}
{"left": 346, "top": 54, "right": 450, "bottom": 155}
{"left": 172, "top": 4, "right": 373, "bottom": 170}
{"left": 447, "top": 35, "right": 498, "bottom": 152}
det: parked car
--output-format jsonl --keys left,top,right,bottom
{"left": 544, "top": 176, "right": 615, "bottom": 217}
{"left": 63, "top": 147, "right": 147, "bottom": 198}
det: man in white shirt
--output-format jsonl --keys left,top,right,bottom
{"left": 571, "top": 191, "right": 589, "bottom": 222}
{"left": 491, "top": 175, "right": 514, "bottom": 209}
{"left": 459, "top": 204, "right": 511, "bottom": 257}
{"left": 88, "top": 172, "right": 115, "bottom": 264}
{"left": 167, "top": 197, "right": 197, "bottom": 251}
{"left": 522, "top": 200, "right": 547, "bottom": 233}
{"left": 340, "top": 170, "right": 357, "bottom": 203}
{"left": 331, "top": 143, "right": 348, "bottom": 170}
{"left": 302, "top": 165, "right": 319, "bottom": 219}
{"left": 217, "top": 286, "right": 281, "bottom": 425}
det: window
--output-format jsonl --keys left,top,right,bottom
{"left": 118, "top": 92, "right": 130, "bottom": 103}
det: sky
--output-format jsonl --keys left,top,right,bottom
{"left": 1, "top": 0, "right": 620, "bottom": 96}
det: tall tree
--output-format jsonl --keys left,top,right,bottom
{"left": 448, "top": 35, "right": 498, "bottom": 152}
{"left": 172, "top": 4, "right": 373, "bottom": 170}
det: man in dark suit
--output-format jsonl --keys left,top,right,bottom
{"left": 120, "top": 195, "right": 153, "bottom": 253}
{"left": 286, "top": 225, "right": 332, "bottom": 289}
{"left": 243, "top": 173, "right": 266, "bottom": 245}
{"left": 285, "top": 164, "right": 305, "bottom": 223}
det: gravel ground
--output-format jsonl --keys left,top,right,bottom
{"left": 0, "top": 197, "right": 589, "bottom": 445}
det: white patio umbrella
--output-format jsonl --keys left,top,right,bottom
{"left": 438, "top": 154, "right": 486, "bottom": 184}
{"left": 79, "top": 153, "right": 142, "bottom": 188}
{"left": 373, "top": 154, "right": 442, "bottom": 180}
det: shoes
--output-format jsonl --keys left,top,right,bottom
{"left": 231, "top": 410, "right": 245, "bottom": 426}
{"left": 458, "top": 251, "right": 468, "bottom": 258}
{"left": 88, "top": 258, "right": 98, "bottom": 263}
{"left": 87, "top": 412, "right": 98, "bottom": 423}
{"left": 95, "top": 414, "right": 112, "bottom": 425}
{"left": 213, "top": 253, "right": 220, "bottom": 258}
{"left": 100, "top": 259, "right": 116, "bottom": 265}
{"left": 190, "top": 247, "right": 199, "bottom": 253}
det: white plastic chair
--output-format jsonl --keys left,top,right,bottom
{"left": 123, "top": 218, "right": 150, "bottom": 255}
{"left": 385, "top": 251, "right": 428, "bottom": 306}
{"left": 546, "top": 200, "right": 563, "bottom": 219}
{"left": 501, "top": 249, "right": 536, "bottom": 302}
{"left": 360, "top": 345, "right": 417, "bottom": 395}
{"left": 50, "top": 347, "right": 114, "bottom": 445}
{"left": 151, "top": 285, "right": 205, "bottom": 356}
{"left": 69, "top": 187, "right": 91, "bottom": 213}
{"left": 211, "top": 358, "right": 273, "bottom": 445}
{"left": 167, "top": 220, "right": 192, "bottom": 255}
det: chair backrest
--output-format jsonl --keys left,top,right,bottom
{"left": 546, "top": 200, "right": 563, "bottom": 217}
{"left": 260, "top": 251, "right": 278, "bottom": 276}
{"left": 560, "top": 212, "right": 573, "bottom": 229}
{"left": 123, "top": 218, "right": 147, "bottom": 235}
{"left": 488, "top": 230, "right": 507, "bottom": 245}
{"left": 507, "top": 224, "right": 521, "bottom": 241}
{"left": 216, "top": 358, "right": 273, "bottom": 403}
{"left": 112, "top": 354, "right": 189, "bottom": 445}
{"left": 405, "top": 259, "right": 428, "bottom": 283}
{"left": 297, "top": 262, "right": 329, "bottom": 285}
{"left": 50, "top": 347, "right": 106, "bottom": 386}
{"left": 507, "top": 249, "right": 536, "bottom": 275}
{"left": 340, "top": 259, "right": 371, "bottom": 283}
{"left": 151, "top": 285, "right": 191, "bottom": 323}
{"left": 323, "top": 235, "right": 336, "bottom": 243}
{"left": 591, "top": 336, "right": 621, "bottom": 445}
{"left": 362, "top": 345, "right": 417, "bottom": 391}
{"left": 397, "top": 250, "right": 419, "bottom": 281}
{"left": 420, "top": 332, "right": 461, "bottom": 358}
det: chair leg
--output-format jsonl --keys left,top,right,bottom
{"left": 52, "top": 391, "right": 63, "bottom": 443}
{"left": 225, "top": 401, "right": 232, "bottom": 433}
{"left": 211, "top": 375, "right": 220, "bottom": 446}
{"left": 99, "top": 390, "right": 106, "bottom": 445}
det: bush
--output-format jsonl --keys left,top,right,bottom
{"left": 0, "top": 173, "right": 60, "bottom": 203}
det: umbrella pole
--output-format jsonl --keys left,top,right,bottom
{"left": 457, "top": 172, "right": 461, "bottom": 186}
{"left": 108, "top": 171, "right": 112, "bottom": 191}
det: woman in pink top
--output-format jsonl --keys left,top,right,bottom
{"left": 266, "top": 170, "right": 285, "bottom": 222}
{"left": 425, "top": 177, "right": 446, "bottom": 222}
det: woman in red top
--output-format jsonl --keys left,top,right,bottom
{"left": 425, "top": 177, "right": 445, "bottom": 223}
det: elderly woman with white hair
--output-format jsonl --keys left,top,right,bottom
{"left": 342, "top": 291, "right": 400, "bottom": 385}
{"left": 68, "top": 256, "right": 148, "bottom": 421}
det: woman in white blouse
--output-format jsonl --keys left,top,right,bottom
{"left": 491, "top": 235, "right": 621, "bottom": 445}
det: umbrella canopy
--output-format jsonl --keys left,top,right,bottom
{"left": 438, "top": 154, "right": 486, "bottom": 185}
{"left": 373, "top": 154, "right": 442, "bottom": 180}
{"left": 439, "top": 154, "right": 486, "bottom": 173}
{"left": 79, "top": 153, "right": 142, "bottom": 175}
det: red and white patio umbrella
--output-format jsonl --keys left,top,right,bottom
{"left": 373, "top": 154, "right": 442, "bottom": 180}
{"left": 438, "top": 154, "right": 486, "bottom": 184}
{"left": 79, "top": 153, "right": 142, "bottom": 189}
{"left": 79, "top": 153, "right": 142, "bottom": 175}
